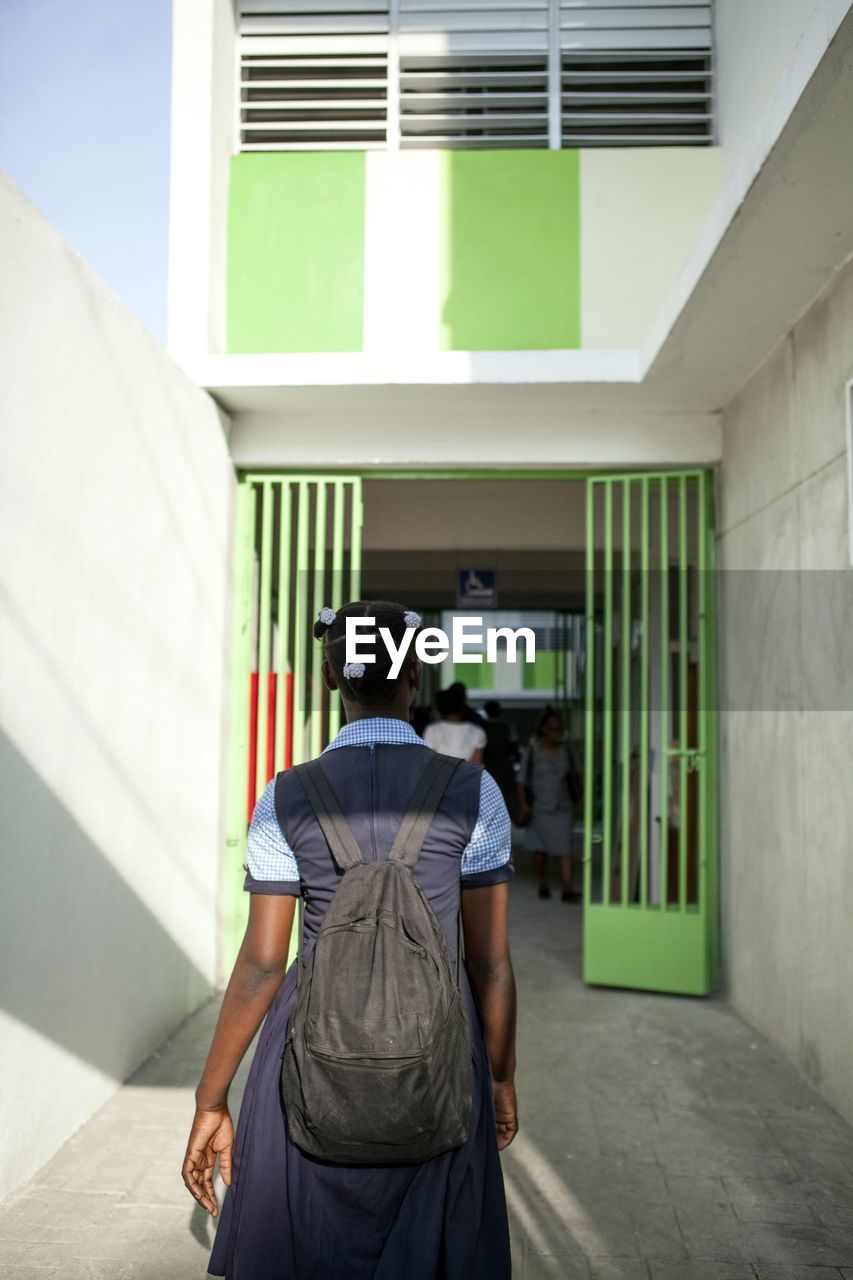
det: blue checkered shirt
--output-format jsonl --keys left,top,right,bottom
{"left": 246, "top": 717, "right": 512, "bottom": 886}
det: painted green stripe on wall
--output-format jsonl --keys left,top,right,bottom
{"left": 227, "top": 153, "right": 365, "bottom": 353}
{"left": 522, "top": 649, "right": 559, "bottom": 690}
{"left": 440, "top": 150, "right": 580, "bottom": 351}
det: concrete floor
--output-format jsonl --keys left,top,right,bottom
{"left": 2, "top": 865, "right": 853, "bottom": 1280}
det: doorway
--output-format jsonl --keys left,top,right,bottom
{"left": 224, "top": 470, "right": 719, "bottom": 996}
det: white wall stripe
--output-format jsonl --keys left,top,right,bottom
{"left": 363, "top": 151, "right": 443, "bottom": 353}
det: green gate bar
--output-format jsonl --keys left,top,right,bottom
{"left": 678, "top": 475, "right": 688, "bottom": 912}
{"left": 583, "top": 470, "right": 719, "bottom": 996}
{"left": 621, "top": 480, "right": 631, "bottom": 908}
{"left": 602, "top": 480, "right": 613, "bottom": 906}
{"left": 273, "top": 482, "right": 292, "bottom": 771}
{"left": 255, "top": 482, "right": 274, "bottom": 801}
{"left": 350, "top": 483, "right": 363, "bottom": 600}
{"left": 583, "top": 487, "right": 595, "bottom": 907}
{"left": 329, "top": 480, "right": 345, "bottom": 739}
{"left": 292, "top": 480, "right": 309, "bottom": 767}
{"left": 704, "top": 475, "right": 721, "bottom": 986}
{"left": 659, "top": 475, "right": 669, "bottom": 909}
{"left": 639, "top": 477, "right": 650, "bottom": 909}
{"left": 310, "top": 482, "right": 328, "bottom": 760}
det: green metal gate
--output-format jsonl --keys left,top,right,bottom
{"left": 583, "top": 470, "right": 719, "bottom": 995}
{"left": 223, "top": 474, "right": 363, "bottom": 968}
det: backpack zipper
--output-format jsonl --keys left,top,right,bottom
{"left": 317, "top": 917, "right": 427, "bottom": 957}
{"left": 306, "top": 1042, "right": 423, "bottom": 1067}
{"left": 368, "top": 742, "right": 377, "bottom": 861}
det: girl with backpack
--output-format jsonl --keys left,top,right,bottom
{"left": 183, "top": 600, "right": 518, "bottom": 1280}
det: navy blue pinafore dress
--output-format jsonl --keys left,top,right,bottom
{"left": 207, "top": 738, "right": 513, "bottom": 1280}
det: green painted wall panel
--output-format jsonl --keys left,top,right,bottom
{"left": 583, "top": 905, "right": 708, "bottom": 996}
{"left": 441, "top": 150, "right": 581, "bottom": 351}
{"left": 522, "top": 649, "right": 558, "bottom": 691}
{"left": 228, "top": 153, "right": 365, "bottom": 353}
{"left": 452, "top": 661, "right": 495, "bottom": 690}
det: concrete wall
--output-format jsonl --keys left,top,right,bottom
{"left": 363, "top": 479, "right": 587, "bottom": 552}
{"left": 714, "top": 0, "right": 851, "bottom": 181}
{"left": 579, "top": 148, "right": 720, "bottom": 349}
{"left": 718, "top": 253, "right": 853, "bottom": 1125}
{"left": 0, "top": 175, "right": 236, "bottom": 1201}
{"left": 228, "top": 398, "right": 721, "bottom": 470}
{"left": 168, "top": 0, "right": 236, "bottom": 359}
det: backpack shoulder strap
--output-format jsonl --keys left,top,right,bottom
{"left": 389, "top": 752, "right": 462, "bottom": 869}
{"left": 292, "top": 759, "right": 364, "bottom": 872}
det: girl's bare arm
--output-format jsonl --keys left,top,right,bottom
{"left": 182, "top": 894, "right": 295, "bottom": 1216}
{"left": 195, "top": 894, "right": 296, "bottom": 1109}
{"left": 461, "top": 882, "right": 518, "bottom": 1149}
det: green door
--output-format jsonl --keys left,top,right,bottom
{"left": 583, "top": 470, "right": 719, "bottom": 996}
{"left": 223, "top": 474, "right": 363, "bottom": 969}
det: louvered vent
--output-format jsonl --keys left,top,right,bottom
{"left": 239, "top": 3, "right": 390, "bottom": 150}
{"left": 560, "top": 2, "right": 713, "bottom": 146}
{"left": 236, "top": 1, "right": 714, "bottom": 150}
{"left": 398, "top": 3, "right": 550, "bottom": 149}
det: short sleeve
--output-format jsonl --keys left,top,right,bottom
{"left": 472, "top": 726, "right": 487, "bottom": 751}
{"left": 243, "top": 779, "right": 301, "bottom": 896}
{"left": 460, "top": 770, "right": 514, "bottom": 888}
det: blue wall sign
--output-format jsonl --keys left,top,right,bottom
{"left": 457, "top": 568, "right": 498, "bottom": 609}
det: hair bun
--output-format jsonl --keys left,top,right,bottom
{"left": 314, "top": 605, "right": 338, "bottom": 639}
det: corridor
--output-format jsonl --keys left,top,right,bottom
{"left": 3, "top": 864, "right": 853, "bottom": 1280}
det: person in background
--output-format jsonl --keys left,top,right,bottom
{"left": 448, "top": 680, "right": 488, "bottom": 730}
{"left": 424, "top": 685, "right": 487, "bottom": 762}
{"left": 483, "top": 700, "right": 520, "bottom": 823}
{"left": 517, "top": 708, "right": 580, "bottom": 902}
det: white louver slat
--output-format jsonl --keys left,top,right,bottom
{"left": 239, "top": 3, "right": 390, "bottom": 150}
{"left": 237, "top": 0, "right": 714, "bottom": 151}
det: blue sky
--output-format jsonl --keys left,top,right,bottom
{"left": 0, "top": 0, "right": 172, "bottom": 343}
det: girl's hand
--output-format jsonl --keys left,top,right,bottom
{"left": 182, "top": 1105, "right": 234, "bottom": 1216}
{"left": 492, "top": 1080, "right": 518, "bottom": 1150}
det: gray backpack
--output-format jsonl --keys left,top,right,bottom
{"left": 280, "top": 751, "right": 472, "bottom": 1164}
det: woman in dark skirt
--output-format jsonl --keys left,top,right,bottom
{"left": 517, "top": 708, "right": 579, "bottom": 903}
{"left": 182, "top": 601, "right": 518, "bottom": 1279}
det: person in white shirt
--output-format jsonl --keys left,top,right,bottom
{"left": 424, "top": 685, "right": 487, "bottom": 762}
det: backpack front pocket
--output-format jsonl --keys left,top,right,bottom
{"left": 303, "top": 1048, "right": 435, "bottom": 1149}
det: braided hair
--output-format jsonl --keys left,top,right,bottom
{"left": 313, "top": 599, "right": 422, "bottom": 706}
